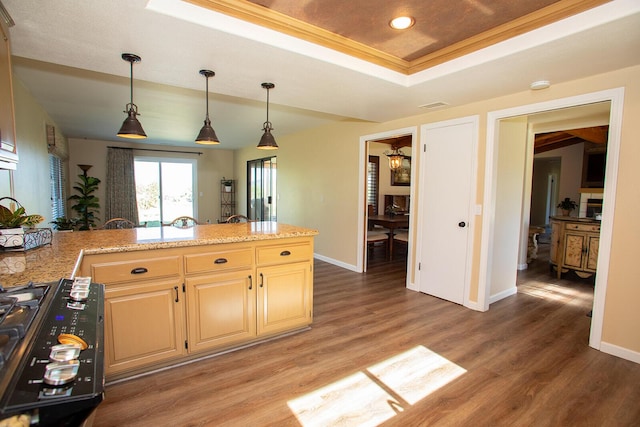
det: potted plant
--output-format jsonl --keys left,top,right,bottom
{"left": 0, "top": 202, "right": 45, "bottom": 248}
{"left": 222, "top": 177, "right": 233, "bottom": 192}
{"left": 50, "top": 216, "right": 78, "bottom": 231}
{"left": 69, "top": 174, "right": 101, "bottom": 230}
{"left": 557, "top": 197, "right": 577, "bottom": 216}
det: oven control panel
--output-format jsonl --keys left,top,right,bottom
{"left": 1, "top": 278, "right": 104, "bottom": 425}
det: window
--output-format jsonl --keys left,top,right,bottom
{"left": 49, "top": 153, "right": 66, "bottom": 220}
{"left": 367, "top": 155, "right": 380, "bottom": 215}
{"left": 134, "top": 158, "right": 196, "bottom": 225}
{"left": 247, "top": 157, "right": 277, "bottom": 221}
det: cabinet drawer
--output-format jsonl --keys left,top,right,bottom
{"left": 185, "top": 248, "right": 253, "bottom": 274}
{"left": 91, "top": 256, "right": 181, "bottom": 284}
{"left": 256, "top": 242, "right": 312, "bottom": 266}
{"left": 565, "top": 223, "right": 600, "bottom": 232}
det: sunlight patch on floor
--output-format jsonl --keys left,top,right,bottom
{"left": 518, "top": 281, "right": 592, "bottom": 306}
{"left": 287, "top": 346, "right": 466, "bottom": 426}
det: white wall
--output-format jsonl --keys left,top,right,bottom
{"left": 489, "top": 117, "right": 528, "bottom": 299}
{"left": 535, "top": 143, "right": 584, "bottom": 215}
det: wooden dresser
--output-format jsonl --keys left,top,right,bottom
{"left": 549, "top": 216, "right": 600, "bottom": 279}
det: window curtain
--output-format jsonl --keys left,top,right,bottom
{"left": 105, "top": 147, "right": 139, "bottom": 224}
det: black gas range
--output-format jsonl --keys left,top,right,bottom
{"left": 0, "top": 278, "right": 105, "bottom": 426}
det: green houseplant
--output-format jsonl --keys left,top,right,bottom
{"left": 557, "top": 197, "right": 577, "bottom": 216}
{"left": 0, "top": 199, "right": 46, "bottom": 249}
{"left": 0, "top": 205, "right": 44, "bottom": 229}
{"left": 69, "top": 174, "right": 101, "bottom": 230}
{"left": 50, "top": 216, "right": 78, "bottom": 231}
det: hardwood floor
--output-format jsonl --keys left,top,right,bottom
{"left": 93, "top": 243, "right": 640, "bottom": 426}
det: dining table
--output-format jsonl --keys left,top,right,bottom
{"left": 368, "top": 214, "right": 409, "bottom": 260}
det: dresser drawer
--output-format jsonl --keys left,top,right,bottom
{"left": 185, "top": 248, "right": 253, "bottom": 274}
{"left": 90, "top": 255, "right": 181, "bottom": 284}
{"left": 565, "top": 223, "right": 600, "bottom": 232}
{"left": 256, "top": 242, "right": 312, "bottom": 266}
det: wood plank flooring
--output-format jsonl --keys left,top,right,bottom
{"left": 92, "top": 244, "right": 640, "bottom": 426}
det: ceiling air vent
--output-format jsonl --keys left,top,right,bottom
{"left": 419, "top": 101, "right": 448, "bottom": 110}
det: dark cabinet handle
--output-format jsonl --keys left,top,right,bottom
{"left": 214, "top": 258, "right": 228, "bottom": 264}
{"left": 260, "top": 273, "right": 264, "bottom": 288}
{"left": 458, "top": 222, "right": 466, "bottom": 228}
{"left": 174, "top": 286, "right": 179, "bottom": 303}
{"left": 280, "top": 250, "right": 291, "bottom": 256}
{"left": 131, "top": 267, "right": 148, "bottom": 275}
{"left": 248, "top": 275, "right": 253, "bottom": 290}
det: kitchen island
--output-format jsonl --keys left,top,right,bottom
{"left": 0, "top": 222, "right": 318, "bottom": 380}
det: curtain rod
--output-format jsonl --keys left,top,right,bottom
{"left": 107, "top": 146, "right": 203, "bottom": 155}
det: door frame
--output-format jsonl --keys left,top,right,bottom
{"left": 479, "top": 87, "right": 625, "bottom": 351}
{"left": 417, "top": 116, "right": 479, "bottom": 308}
{"left": 357, "top": 126, "right": 417, "bottom": 280}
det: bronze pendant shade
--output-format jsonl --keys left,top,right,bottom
{"left": 117, "top": 53, "right": 147, "bottom": 139}
{"left": 257, "top": 82, "right": 278, "bottom": 150}
{"left": 195, "top": 69, "right": 221, "bottom": 145}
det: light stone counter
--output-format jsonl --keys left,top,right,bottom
{"left": 0, "top": 222, "right": 318, "bottom": 288}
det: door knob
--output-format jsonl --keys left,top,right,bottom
{"left": 458, "top": 221, "right": 466, "bottom": 228}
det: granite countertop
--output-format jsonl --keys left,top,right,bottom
{"left": 0, "top": 222, "right": 318, "bottom": 288}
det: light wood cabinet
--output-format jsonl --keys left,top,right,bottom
{"left": 0, "top": 19, "right": 18, "bottom": 169}
{"left": 257, "top": 261, "right": 312, "bottom": 335}
{"left": 103, "top": 278, "right": 186, "bottom": 376}
{"left": 256, "top": 239, "right": 313, "bottom": 335}
{"left": 80, "top": 236, "right": 314, "bottom": 378}
{"left": 550, "top": 217, "right": 600, "bottom": 279}
{"left": 184, "top": 245, "right": 256, "bottom": 353}
{"left": 81, "top": 249, "right": 186, "bottom": 376}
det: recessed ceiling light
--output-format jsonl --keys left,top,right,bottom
{"left": 530, "top": 80, "right": 551, "bottom": 90}
{"left": 390, "top": 16, "right": 415, "bottom": 30}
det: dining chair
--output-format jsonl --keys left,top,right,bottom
{"left": 226, "top": 214, "right": 251, "bottom": 223}
{"left": 99, "top": 218, "right": 136, "bottom": 230}
{"left": 169, "top": 216, "right": 199, "bottom": 228}
{"left": 367, "top": 229, "right": 389, "bottom": 258}
{"left": 392, "top": 230, "right": 409, "bottom": 258}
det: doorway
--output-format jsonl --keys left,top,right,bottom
{"left": 357, "top": 127, "right": 417, "bottom": 278}
{"left": 480, "top": 88, "right": 624, "bottom": 352}
{"left": 247, "top": 156, "right": 277, "bottom": 221}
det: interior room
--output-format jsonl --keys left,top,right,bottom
{"left": 0, "top": 0, "right": 639, "bottom": 425}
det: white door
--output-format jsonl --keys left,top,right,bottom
{"left": 418, "top": 118, "right": 477, "bottom": 304}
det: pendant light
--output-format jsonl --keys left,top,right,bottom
{"left": 195, "top": 69, "right": 221, "bottom": 144}
{"left": 117, "top": 53, "right": 147, "bottom": 139}
{"left": 384, "top": 146, "right": 405, "bottom": 170}
{"left": 257, "top": 82, "right": 278, "bottom": 150}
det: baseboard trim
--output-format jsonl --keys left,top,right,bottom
{"left": 489, "top": 286, "right": 517, "bottom": 305}
{"left": 599, "top": 341, "right": 640, "bottom": 364}
{"left": 314, "top": 253, "right": 359, "bottom": 272}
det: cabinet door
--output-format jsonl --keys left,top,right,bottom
{"left": 257, "top": 261, "right": 312, "bottom": 336}
{"left": 185, "top": 271, "right": 255, "bottom": 353}
{"left": 563, "top": 232, "right": 586, "bottom": 270}
{"left": 104, "top": 278, "right": 185, "bottom": 376}
{"left": 585, "top": 235, "right": 600, "bottom": 271}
